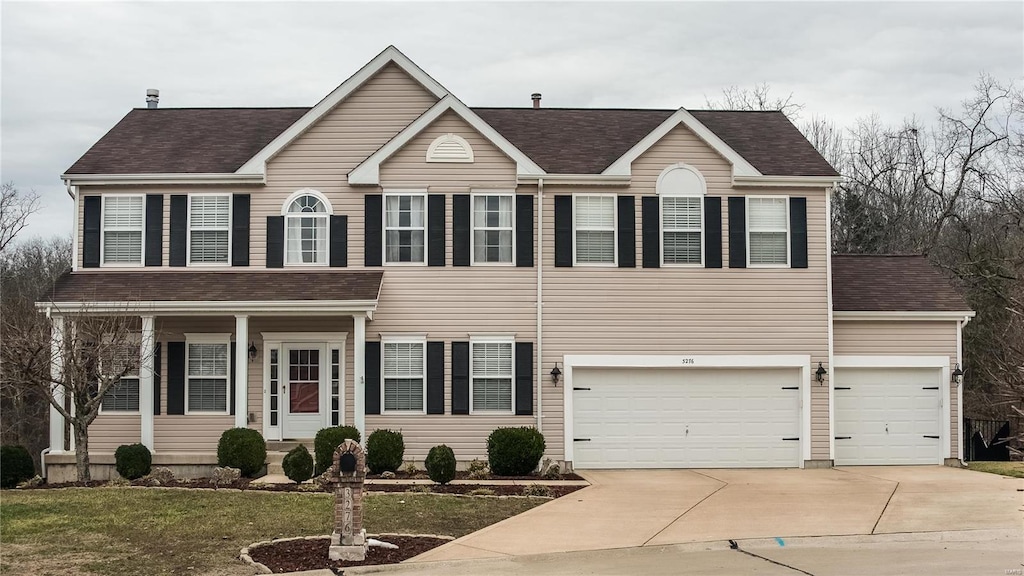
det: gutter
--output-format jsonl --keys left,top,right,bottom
{"left": 536, "top": 178, "right": 544, "bottom": 435}
{"left": 826, "top": 180, "right": 837, "bottom": 463}
{"left": 958, "top": 314, "right": 973, "bottom": 466}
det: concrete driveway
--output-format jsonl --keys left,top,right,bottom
{"left": 410, "top": 466, "right": 1023, "bottom": 562}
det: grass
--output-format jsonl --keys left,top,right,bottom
{"left": 967, "top": 461, "right": 1024, "bottom": 478}
{"left": 0, "top": 487, "right": 544, "bottom": 576}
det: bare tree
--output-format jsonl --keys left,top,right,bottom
{"left": 0, "top": 182, "right": 40, "bottom": 252}
{"left": 704, "top": 82, "right": 805, "bottom": 120}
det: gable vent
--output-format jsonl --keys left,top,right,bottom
{"left": 426, "top": 133, "right": 474, "bottom": 163}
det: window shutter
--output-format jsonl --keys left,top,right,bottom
{"left": 514, "top": 342, "right": 533, "bottom": 416}
{"left": 168, "top": 195, "right": 187, "bottom": 267}
{"left": 617, "top": 196, "right": 636, "bottom": 268}
{"left": 82, "top": 196, "right": 101, "bottom": 268}
{"left": 451, "top": 341, "right": 470, "bottom": 414}
{"left": 265, "top": 216, "right": 284, "bottom": 268}
{"left": 641, "top": 196, "right": 660, "bottom": 268}
{"left": 330, "top": 215, "right": 348, "bottom": 267}
{"left": 514, "top": 194, "right": 534, "bottom": 267}
{"left": 166, "top": 341, "right": 185, "bottom": 415}
{"left": 704, "top": 196, "right": 723, "bottom": 268}
{"left": 153, "top": 343, "right": 162, "bottom": 416}
{"left": 365, "top": 341, "right": 381, "bottom": 415}
{"left": 231, "top": 194, "right": 250, "bottom": 267}
{"left": 554, "top": 195, "right": 572, "bottom": 267}
{"left": 426, "top": 341, "right": 444, "bottom": 414}
{"left": 452, "top": 194, "right": 470, "bottom": 266}
{"left": 364, "top": 195, "right": 382, "bottom": 267}
{"left": 145, "top": 194, "right": 163, "bottom": 266}
{"left": 728, "top": 197, "right": 747, "bottom": 268}
{"left": 790, "top": 197, "right": 808, "bottom": 268}
{"left": 229, "top": 341, "right": 236, "bottom": 416}
{"left": 427, "top": 194, "right": 445, "bottom": 267}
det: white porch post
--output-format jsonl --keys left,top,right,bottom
{"left": 235, "top": 315, "right": 249, "bottom": 428}
{"left": 139, "top": 316, "right": 155, "bottom": 451}
{"left": 49, "top": 315, "right": 66, "bottom": 453}
{"left": 354, "top": 314, "right": 366, "bottom": 443}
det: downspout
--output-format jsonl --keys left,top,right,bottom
{"left": 535, "top": 178, "right": 544, "bottom": 435}
{"left": 825, "top": 181, "right": 837, "bottom": 464}
{"left": 958, "top": 314, "right": 972, "bottom": 466}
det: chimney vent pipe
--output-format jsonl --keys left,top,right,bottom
{"left": 531, "top": 93, "right": 542, "bottom": 109}
{"left": 146, "top": 89, "right": 160, "bottom": 109}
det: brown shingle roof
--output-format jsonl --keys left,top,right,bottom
{"left": 831, "top": 255, "right": 970, "bottom": 312}
{"left": 46, "top": 271, "right": 383, "bottom": 303}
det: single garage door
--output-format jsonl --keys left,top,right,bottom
{"left": 572, "top": 367, "right": 802, "bottom": 469}
{"left": 834, "top": 367, "right": 943, "bottom": 465}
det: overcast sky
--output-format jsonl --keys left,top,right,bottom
{"left": 2, "top": 1, "right": 1021, "bottom": 241}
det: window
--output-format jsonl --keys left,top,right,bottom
{"left": 189, "top": 195, "right": 230, "bottom": 264}
{"left": 472, "top": 194, "right": 513, "bottom": 264}
{"left": 662, "top": 197, "right": 702, "bottom": 264}
{"left": 426, "top": 133, "right": 474, "bottom": 163}
{"left": 384, "top": 193, "right": 425, "bottom": 264}
{"left": 748, "top": 197, "right": 789, "bottom": 266}
{"left": 101, "top": 343, "right": 140, "bottom": 412}
{"left": 285, "top": 193, "right": 329, "bottom": 265}
{"left": 101, "top": 195, "right": 144, "bottom": 265}
{"left": 382, "top": 340, "right": 425, "bottom": 412}
{"left": 471, "top": 339, "right": 513, "bottom": 413}
{"left": 186, "top": 338, "right": 229, "bottom": 413}
{"left": 574, "top": 195, "right": 616, "bottom": 264}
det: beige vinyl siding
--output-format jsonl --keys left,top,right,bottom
{"left": 833, "top": 320, "right": 961, "bottom": 457}
{"left": 88, "top": 415, "right": 142, "bottom": 452}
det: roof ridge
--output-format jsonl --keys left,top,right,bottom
{"left": 472, "top": 106, "right": 676, "bottom": 112}
{"left": 130, "top": 106, "right": 311, "bottom": 111}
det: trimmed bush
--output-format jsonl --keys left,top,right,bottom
{"left": 366, "top": 429, "right": 405, "bottom": 474}
{"left": 1, "top": 445, "right": 35, "bottom": 488}
{"left": 487, "top": 426, "right": 546, "bottom": 476}
{"left": 282, "top": 445, "right": 314, "bottom": 483}
{"left": 114, "top": 443, "right": 152, "bottom": 480}
{"left": 216, "top": 428, "right": 267, "bottom": 477}
{"left": 313, "top": 426, "right": 361, "bottom": 474}
{"left": 424, "top": 445, "right": 457, "bottom": 484}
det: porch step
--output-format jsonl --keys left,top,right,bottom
{"left": 265, "top": 440, "right": 315, "bottom": 475}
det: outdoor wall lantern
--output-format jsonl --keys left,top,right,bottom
{"left": 815, "top": 362, "right": 828, "bottom": 384}
{"left": 248, "top": 342, "right": 258, "bottom": 363}
{"left": 550, "top": 363, "right": 562, "bottom": 386}
{"left": 951, "top": 363, "right": 964, "bottom": 385}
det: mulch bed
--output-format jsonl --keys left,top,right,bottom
{"left": 367, "top": 483, "right": 584, "bottom": 498}
{"left": 247, "top": 535, "right": 450, "bottom": 574}
{"left": 368, "top": 470, "right": 585, "bottom": 481}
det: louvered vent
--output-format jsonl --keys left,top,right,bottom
{"left": 426, "top": 133, "right": 474, "bottom": 163}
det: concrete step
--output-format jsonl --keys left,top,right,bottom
{"left": 266, "top": 440, "right": 314, "bottom": 453}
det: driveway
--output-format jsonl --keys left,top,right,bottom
{"left": 410, "top": 466, "right": 1022, "bottom": 562}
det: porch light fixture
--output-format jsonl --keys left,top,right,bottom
{"left": 951, "top": 363, "right": 964, "bottom": 384}
{"left": 550, "top": 363, "right": 562, "bottom": 385}
{"left": 247, "top": 342, "right": 258, "bottom": 363}
{"left": 815, "top": 362, "right": 827, "bottom": 384}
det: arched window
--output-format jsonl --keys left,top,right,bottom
{"left": 426, "top": 133, "right": 474, "bottom": 163}
{"left": 283, "top": 190, "right": 331, "bottom": 265}
{"left": 657, "top": 163, "right": 706, "bottom": 265}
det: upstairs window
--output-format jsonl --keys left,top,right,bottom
{"left": 385, "top": 193, "right": 426, "bottom": 264}
{"left": 101, "top": 195, "right": 144, "bottom": 265}
{"left": 189, "top": 195, "right": 230, "bottom": 264}
{"left": 472, "top": 194, "right": 513, "bottom": 264}
{"left": 658, "top": 163, "right": 705, "bottom": 266}
{"left": 383, "top": 340, "right": 425, "bottom": 412}
{"left": 285, "top": 193, "right": 329, "bottom": 265}
{"left": 574, "top": 195, "right": 616, "bottom": 265}
{"left": 748, "top": 197, "right": 789, "bottom": 266}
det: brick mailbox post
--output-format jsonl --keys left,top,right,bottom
{"left": 329, "top": 439, "right": 367, "bottom": 561}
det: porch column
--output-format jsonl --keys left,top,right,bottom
{"left": 49, "top": 315, "right": 65, "bottom": 454}
{"left": 139, "top": 316, "right": 155, "bottom": 451}
{"left": 235, "top": 315, "right": 249, "bottom": 429}
{"left": 353, "top": 314, "right": 366, "bottom": 443}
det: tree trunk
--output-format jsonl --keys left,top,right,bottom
{"left": 73, "top": 422, "right": 91, "bottom": 482}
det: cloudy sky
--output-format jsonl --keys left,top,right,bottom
{"left": 2, "top": 1, "right": 1021, "bottom": 241}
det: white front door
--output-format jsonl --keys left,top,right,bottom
{"left": 282, "top": 344, "right": 328, "bottom": 439}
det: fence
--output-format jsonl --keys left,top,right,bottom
{"left": 963, "top": 418, "right": 1011, "bottom": 461}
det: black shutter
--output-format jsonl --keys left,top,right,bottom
{"left": 790, "top": 197, "right": 808, "bottom": 269}
{"left": 704, "top": 196, "right": 723, "bottom": 268}
{"left": 426, "top": 341, "right": 444, "bottom": 414}
{"left": 166, "top": 341, "right": 186, "bottom": 415}
{"left": 229, "top": 341, "right": 236, "bottom": 416}
{"left": 641, "top": 196, "right": 660, "bottom": 268}
{"left": 728, "top": 197, "right": 747, "bottom": 268}
{"left": 330, "top": 215, "right": 348, "bottom": 267}
{"left": 515, "top": 342, "right": 533, "bottom": 416}
{"left": 617, "top": 196, "right": 636, "bottom": 268}
{"left": 364, "top": 195, "right": 382, "bottom": 267}
{"left": 515, "top": 194, "right": 534, "bottom": 267}
{"left": 153, "top": 343, "right": 162, "bottom": 416}
{"left": 231, "top": 194, "right": 250, "bottom": 267}
{"left": 169, "top": 195, "right": 187, "bottom": 267}
{"left": 452, "top": 194, "right": 470, "bottom": 266}
{"left": 145, "top": 194, "right": 163, "bottom": 267}
{"left": 451, "top": 341, "right": 470, "bottom": 415}
{"left": 554, "top": 195, "right": 572, "bottom": 267}
{"left": 428, "top": 194, "right": 445, "bottom": 266}
{"left": 266, "top": 216, "right": 284, "bottom": 268}
{"left": 365, "top": 342, "right": 381, "bottom": 415}
{"left": 82, "top": 196, "right": 101, "bottom": 268}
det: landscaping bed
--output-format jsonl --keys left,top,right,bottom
{"left": 246, "top": 535, "right": 451, "bottom": 574}
{"left": 366, "top": 469, "right": 585, "bottom": 481}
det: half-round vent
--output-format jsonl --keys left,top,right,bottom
{"left": 426, "top": 133, "right": 474, "bottom": 163}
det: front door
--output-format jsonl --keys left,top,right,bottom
{"left": 282, "top": 344, "right": 328, "bottom": 438}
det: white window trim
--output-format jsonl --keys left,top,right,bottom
{"left": 281, "top": 188, "right": 332, "bottom": 267}
{"left": 470, "top": 192, "right": 516, "bottom": 266}
{"left": 572, "top": 193, "right": 618, "bottom": 267}
{"left": 746, "top": 195, "right": 791, "bottom": 268}
{"left": 469, "top": 335, "right": 516, "bottom": 416}
{"left": 99, "top": 193, "right": 145, "bottom": 267}
{"left": 98, "top": 336, "right": 142, "bottom": 415}
{"left": 383, "top": 190, "right": 428, "bottom": 267}
{"left": 184, "top": 333, "right": 232, "bottom": 415}
{"left": 657, "top": 163, "right": 706, "bottom": 267}
{"left": 186, "top": 193, "right": 232, "bottom": 266}
{"left": 380, "top": 335, "right": 427, "bottom": 415}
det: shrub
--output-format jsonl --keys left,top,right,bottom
{"left": 467, "top": 488, "right": 495, "bottom": 497}
{"left": 114, "top": 443, "right": 152, "bottom": 480}
{"left": 1, "top": 445, "right": 35, "bottom": 489}
{"left": 366, "top": 429, "right": 405, "bottom": 474}
{"left": 487, "top": 427, "right": 546, "bottom": 476}
{"left": 522, "top": 484, "right": 552, "bottom": 497}
{"left": 314, "top": 426, "right": 361, "bottom": 474}
{"left": 424, "top": 445, "right": 457, "bottom": 484}
{"left": 216, "top": 428, "right": 267, "bottom": 477}
{"left": 467, "top": 458, "right": 489, "bottom": 479}
{"left": 282, "top": 445, "right": 314, "bottom": 483}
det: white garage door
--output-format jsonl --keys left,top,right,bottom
{"left": 572, "top": 367, "right": 802, "bottom": 469}
{"left": 834, "top": 367, "right": 943, "bottom": 465}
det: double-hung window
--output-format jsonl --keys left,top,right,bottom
{"left": 748, "top": 197, "right": 789, "bottom": 266}
{"left": 662, "top": 196, "right": 703, "bottom": 265}
{"left": 285, "top": 193, "right": 329, "bottom": 265}
{"left": 470, "top": 338, "right": 514, "bottom": 413}
{"left": 101, "top": 195, "right": 144, "bottom": 265}
{"left": 382, "top": 339, "right": 425, "bottom": 412}
{"left": 101, "top": 342, "right": 140, "bottom": 412}
{"left": 189, "top": 195, "right": 230, "bottom": 264}
{"left": 472, "top": 194, "right": 513, "bottom": 264}
{"left": 186, "top": 336, "right": 230, "bottom": 413}
{"left": 384, "top": 193, "right": 425, "bottom": 264}
{"left": 574, "top": 195, "right": 616, "bottom": 265}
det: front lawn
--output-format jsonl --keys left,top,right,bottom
{"left": 0, "top": 488, "right": 543, "bottom": 576}
{"left": 967, "top": 461, "right": 1024, "bottom": 478}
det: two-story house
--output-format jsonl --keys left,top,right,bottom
{"left": 42, "top": 47, "right": 973, "bottom": 481}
